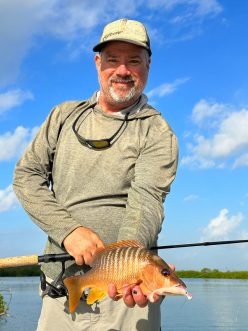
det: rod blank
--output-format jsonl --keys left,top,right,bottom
{"left": 151, "top": 239, "right": 248, "bottom": 250}
{"left": 1, "top": 239, "right": 248, "bottom": 268}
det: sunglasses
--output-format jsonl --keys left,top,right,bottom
{"left": 72, "top": 106, "right": 129, "bottom": 150}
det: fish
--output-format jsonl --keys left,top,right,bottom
{"left": 63, "top": 240, "right": 192, "bottom": 313}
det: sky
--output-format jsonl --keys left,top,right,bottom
{"left": 0, "top": 0, "right": 248, "bottom": 271}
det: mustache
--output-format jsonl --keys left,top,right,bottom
{"left": 110, "top": 77, "right": 135, "bottom": 83}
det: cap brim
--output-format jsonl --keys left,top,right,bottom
{"left": 93, "top": 39, "right": 151, "bottom": 56}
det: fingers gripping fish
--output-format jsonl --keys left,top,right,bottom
{"left": 63, "top": 240, "right": 192, "bottom": 313}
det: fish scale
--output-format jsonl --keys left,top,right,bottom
{"left": 63, "top": 240, "right": 191, "bottom": 313}
{"left": 99, "top": 247, "right": 147, "bottom": 285}
{"left": 100, "top": 247, "right": 137, "bottom": 284}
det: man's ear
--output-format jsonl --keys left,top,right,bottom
{"left": 94, "top": 54, "right": 101, "bottom": 72}
{"left": 147, "top": 56, "right": 151, "bottom": 71}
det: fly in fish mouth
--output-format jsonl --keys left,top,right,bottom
{"left": 147, "top": 283, "right": 192, "bottom": 302}
{"left": 186, "top": 292, "right": 193, "bottom": 300}
{"left": 173, "top": 284, "right": 186, "bottom": 289}
{"left": 172, "top": 284, "right": 193, "bottom": 300}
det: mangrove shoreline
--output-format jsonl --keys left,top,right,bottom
{"left": 0, "top": 266, "right": 248, "bottom": 279}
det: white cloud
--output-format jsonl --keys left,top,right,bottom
{"left": 0, "top": 0, "right": 142, "bottom": 86}
{"left": 190, "top": 0, "right": 222, "bottom": 16}
{"left": 0, "top": 126, "right": 38, "bottom": 161}
{"left": 149, "top": 0, "right": 222, "bottom": 15}
{"left": 0, "top": 0, "right": 222, "bottom": 87}
{"left": 148, "top": 0, "right": 222, "bottom": 39}
{"left": 0, "top": 0, "right": 56, "bottom": 86}
{"left": 191, "top": 99, "right": 228, "bottom": 126}
{"left": 147, "top": 77, "right": 190, "bottom": 99}
{"left": 201, "top": 208, "right": 243, "bottom": 241}
{"left": 182, "top": 100, "right": 248, "bottom": 168}
{"left": 148, "top": 0, "right": 222, "bottom": 17}
{"left": 149, "top": 0, "right": 223, "bottom": 45}
{"left": 0, "top": 89, "right": 34, "bottom": 115}
{"left": 0, "top": 185, "right": 19, "bottom": 212}
{"left": 183, "top": 194, "right": 199, "bottom": 202}
{"left": 233, "top": 153, "right": 248, "bottom": 168}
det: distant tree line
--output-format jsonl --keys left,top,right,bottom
{"left": 0, "top": 266, "right": 248, "bottom": 279}
{"left": 0, "top": 265, "right": 40, "bottom": 277}
{"left": 177, "top": 268, "right": 248, "bottom": 279}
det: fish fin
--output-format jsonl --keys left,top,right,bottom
{"left": 92, "top": 240, "right": 144, "bottom": 264}
{"left": 86, "top": 288, "right": 107, "bottom": 304}
{"left": 136, "top": 279, "right": 143, "bottom": 285}
{"left": 107, "top": 240, "right": 144, "bottom": 249}
{"left": 63, "top": 276, "right": 88, "bottom": 313}
{"left": 117, "top": 280, "right": 143, "bottom": 294}
{"left": 114, "top": 293, "right": 123, "bottom": 299}
{"left": 95, "top": 240, "right": 144, "bottom": 256}
{"left": 117, "top": 279, "right": 143, "bottom": 290}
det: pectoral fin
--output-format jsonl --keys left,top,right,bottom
{"left": 86, "top": 288, "right": 107, "bottom": 304}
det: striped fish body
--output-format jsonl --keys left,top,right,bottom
{"left": 63, "top": 240, "right": 190, "bottom": 313}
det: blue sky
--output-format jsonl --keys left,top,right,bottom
{"left": 0, "top": 0, "right": 248, "bottom": 271}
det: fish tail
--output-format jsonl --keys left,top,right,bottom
{"left": 63, "top": 276, "right": 90, "bottom": 313}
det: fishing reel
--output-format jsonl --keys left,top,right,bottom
{"left": 39, "top": 252, "right": 89, "bottom": 301}
{"left": 40, "top": 259, "right": 68, "bottom": 299}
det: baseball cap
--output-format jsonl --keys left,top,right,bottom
{"left": 93, "top": 18, "right": 152, "bottom": 56}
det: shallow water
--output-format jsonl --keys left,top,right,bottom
{"left": 0, "top": 277, "right": 248, "bottom": 330}
{"left": 161, "top": 278, "right": 248, "bottom": 330}
{"left": 0, "top": 277, "right": 40, "bottom": 331}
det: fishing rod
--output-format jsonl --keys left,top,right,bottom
{"left": 0, "top": 253, "right": 74, "bottom": 268}
{"left": 152, "top": 239, "right": 248, "bottom": 250}
{"left": 0, "top": 239, "right": 248, "bottom": 268}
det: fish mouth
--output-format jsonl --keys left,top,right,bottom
{"left": 173, "top": 283, "right": 186, "bottom": 290}
{"left": 147, "top": 284, "right": 192, "bottom": 302}
{"left": 173, "top": 284, "right": 192, "bottom": 300}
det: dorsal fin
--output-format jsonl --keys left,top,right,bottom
{"left": 105, "top": 240, "right": 144, "bottom": 250}
{"left": 92, "top": 240, "right": 144, "bottom": 263}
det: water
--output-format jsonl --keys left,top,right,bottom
{"left": 161, "top": 278, "right": 248, "bottom": 331}
{"left": 0, "top": 277, "right": 248, "bottom": 331}
{"left": 0, "top": 277, "right": 40, "bottom": 331}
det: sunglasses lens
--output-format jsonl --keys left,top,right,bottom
{"left": 90, "top": 140, "right": 110, "bottom": 149}
{"left": 73, "top": 108, "right": 129, "bottom": 150}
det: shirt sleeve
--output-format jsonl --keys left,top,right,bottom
{"left": 13, "top": 104, "right": 81, "bottom": 246}
{"left": 117, "top": 116, "right": 179, "bottom": 248}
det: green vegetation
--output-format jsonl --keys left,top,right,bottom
{"left": 0, "top": 265, "right": 40, "bottom": 277}
{"left": 0, "top": 292, "right": 7, "bottom": 316}
{"left": 177, "top": 268, "right": 248, "bottom": 279}
{"left": 0, "top": 266, "right": 248, "bottom": 279}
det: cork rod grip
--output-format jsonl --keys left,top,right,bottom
{"left": 0, "top": 255, "right": 39, "bottom": 268}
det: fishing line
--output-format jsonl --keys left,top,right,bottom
{"left": 150, "top": 239, "right": 248, "bottom": 250}
{"left": 1, "top": 239, "right": 247, "bottom": 267}
{"left": 36, "top": 239, "right": 248, "bottom": 263}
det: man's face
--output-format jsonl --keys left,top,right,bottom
{"left": 95, "top": 41, "right": 150, "bottom": 111}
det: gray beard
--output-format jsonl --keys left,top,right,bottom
{"left": 109, "top": 86, "right": 136, "bottom": 103}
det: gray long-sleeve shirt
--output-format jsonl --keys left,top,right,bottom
{"left": 13, "top": 92, "right": 178, "bottom": 279}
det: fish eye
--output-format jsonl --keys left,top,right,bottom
{"left": 161, "top": 268, "right": 171, "bottom": 277}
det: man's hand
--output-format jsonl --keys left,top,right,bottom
{"left": 108, "top": 284, "right": 160, "bottom": 308}
{"left": 107, "top": 263, "right": 176, "bottom": 307}
{"left": 63, "top": 226, "right": 104, "bottom": 266}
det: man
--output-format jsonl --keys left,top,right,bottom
{"left": 13, "top": 18, "right": 178, "bottom": 331}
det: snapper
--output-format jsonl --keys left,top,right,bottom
{"left": 63, "top": 240, "right": 192, "bottom": 313}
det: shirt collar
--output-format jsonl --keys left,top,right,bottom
{"left": 95, "top": 91, "right": 148, "bottom": 118}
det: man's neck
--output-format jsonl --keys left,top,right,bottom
{"left": 98, "top": 95, "right": 140, "bottom": 114}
